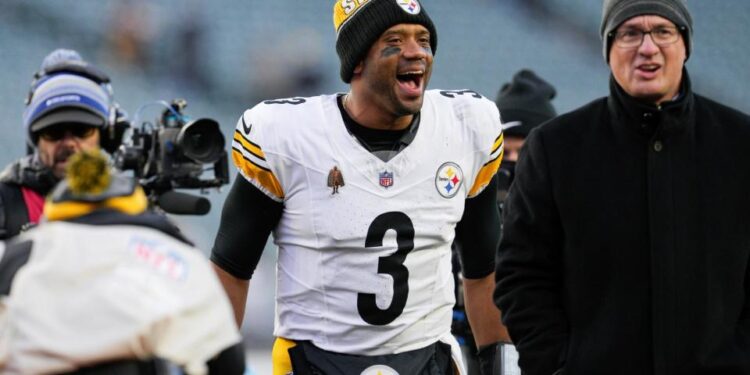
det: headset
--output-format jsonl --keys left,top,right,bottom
{"left": 25, "top": 60, "right": 130, "bottom": 154}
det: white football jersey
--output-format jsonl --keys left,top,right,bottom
{"left": 231, "top": 90, "right": 503, "bottom": 355}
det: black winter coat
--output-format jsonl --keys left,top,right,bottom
{"left": 495, "top": 71, "right": 750, "bottom": 375}
{"left": 0, "top": 154, "right": 58, "bottom": 239}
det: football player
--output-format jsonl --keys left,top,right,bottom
{"left": 211, "top": 1, "right": 508, "bottom": 374}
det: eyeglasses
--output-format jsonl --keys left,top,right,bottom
{"left": 38, "top": 125, "right": 97, "bottom": 141}
{"left": 610, "top": 26, "right": 684, "bottom": 49}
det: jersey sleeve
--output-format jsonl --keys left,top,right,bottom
{"left": 231, "top": 108, "right": 285, "bottom": 201}
{"left": 467, "top": 97, "right": 504, "bottom": 198}
{"left": 210, "top": 176, "right": 282, "bottom": 280}
{"left": 455, "top": 176, "right": 500, "bottom": 279}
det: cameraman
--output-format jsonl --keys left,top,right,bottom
{"left": 0, "top": 48, "right": 123, "bottom": 239}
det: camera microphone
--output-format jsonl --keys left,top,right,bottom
{"left": 157, "top": 190, "right": 211, "bottom": 215}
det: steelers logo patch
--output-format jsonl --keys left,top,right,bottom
{"left": 435, "top": 162, "right": 464, "bottom": 198}
{"left": 395, "top": 0, "right": 421, "bottom": 15}
{"left": 361, "top": 364, "right": 399, "bottom": 375}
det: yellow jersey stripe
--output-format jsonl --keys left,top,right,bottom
{"left": 469, "top": 148, "right": 504, "bottom": 197}
{"left": 231, "top": 148, "right": 284, "bottom": 199}
{"left": 233, "top": 130, "right": 265, "bottom": 160}
{"left": 231, "top": 146, "right": 271, "bottom": 172}
{"left": 491, "top": 133, "right": 504, "bottom": 155}
{"left": 272, "top": 337, "right": 296, "bottom": 375}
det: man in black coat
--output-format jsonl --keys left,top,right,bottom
{"left": 494, "top": 0, "right": 750, "bottom": 374}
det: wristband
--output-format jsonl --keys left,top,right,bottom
{"left": 477, "top": 342, "right": 521, "bottom": 375}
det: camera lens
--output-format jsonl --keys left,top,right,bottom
{"left": 176, "top": 118, "right": 225, "bottom": 163}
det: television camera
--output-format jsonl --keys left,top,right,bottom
{"left": 114, "top": 99, "right": 229, "bottom": 215}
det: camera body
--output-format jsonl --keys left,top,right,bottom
{"left": 115, "top": 99, "right": 229, "bottom": 215}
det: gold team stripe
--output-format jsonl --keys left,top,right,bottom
{"left": 231, "top": 148, "right": 284, "bottom": 199}
{"left": 468, "top": 132, "right": 504, "bottom": 197}
{"left": 271, "top": 337, "right": 296, "bottom": 375}
{"left": 233, "top": 130, "right": 265, "bottom": 160}
{"left": 491, "top": 132, "right": 504, "bottom": 155}
{"left": 231, "top": 131, "right": 284, "bottom": 199}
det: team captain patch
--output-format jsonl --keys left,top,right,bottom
{"left": 435, "top": 162, "right": 463, "bottom": 198}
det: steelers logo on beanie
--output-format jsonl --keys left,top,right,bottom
{"left": 333, "top": 0, "right": 438, "bottom": 83}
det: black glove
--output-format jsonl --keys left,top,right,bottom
{"left": 477, "top": 342, "right": 502, "bottom": 375}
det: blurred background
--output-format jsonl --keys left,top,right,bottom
{"left": 1, "top": 0, "right": 748, "bottom": 372}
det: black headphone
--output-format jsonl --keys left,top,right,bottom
{"left": 25, "top": 60, "right": 129, "bottom": 154}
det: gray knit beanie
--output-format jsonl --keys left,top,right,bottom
{"left": 601, "top": 0, "right": 693, "bottom": 62}
{"left": 333, "top": 0, "right": 437, "bottom": 83}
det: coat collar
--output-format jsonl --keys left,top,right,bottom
{"left": 0, "top": 154, "right": 59, "bottom": 195}
{"left": 607, "top": 68, "right": 695, "bottom": 139}
{"left": 66, "top": 209, "right": 194, "bottom": 246}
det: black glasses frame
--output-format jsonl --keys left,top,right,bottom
{"left": 608, "top": 25, "right": 686, "bottom": 48}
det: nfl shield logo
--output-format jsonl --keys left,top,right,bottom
{"left": 379, "top": 171, "right": 394, "bottom": 188}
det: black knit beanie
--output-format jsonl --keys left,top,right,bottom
{"left": 495, "top": 70, "right": 557, "bottom": 138}
{"left": 601, "top": 0, "right": 693, "bottom": 62}
{"left": 333, "top": 0, "right": 438, "bottom": 83}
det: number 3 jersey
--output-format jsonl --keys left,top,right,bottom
{"left": 232, "top": 90, "right": 503, "bottom": 355}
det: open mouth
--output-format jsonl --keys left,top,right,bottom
{"left": 637, "top": 64, "right": 661, "bottom": 74}
{"left": 396, "top": 70, "right": 424, "bottom": 94}
{"left": 55, "top": 150, "right": 74, "bottom": 165}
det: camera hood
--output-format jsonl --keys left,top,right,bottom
{"left": 176, "top": 118, "right": 225, "bottom": 164}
